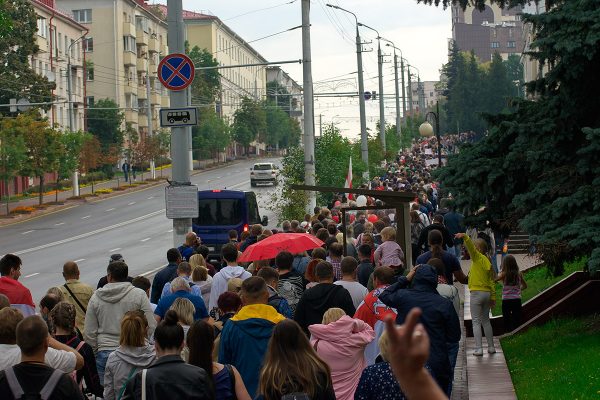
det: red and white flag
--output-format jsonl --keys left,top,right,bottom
{"left": 344, "top": 156, "right": 353, "bottom": 200}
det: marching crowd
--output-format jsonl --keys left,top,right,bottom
{"left": 0, "top": 135, "right": 527, "bottom": 400}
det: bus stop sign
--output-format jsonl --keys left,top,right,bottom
{"left": 159, "top": 107, "right": 198, "bottom": 127}
{"left": 158, "top": 53, "right": 195, "bottom": 91}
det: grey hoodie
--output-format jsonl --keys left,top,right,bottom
{"left": 103, "top": 344, "right": 156, "bottom": 400}
{"left": 84, "top": 282, "right": 157, "bottom": 353}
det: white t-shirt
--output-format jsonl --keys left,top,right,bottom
{"left": 0, "top": 344, "right": 76, "bottom": 373}
{"left": 334, "top": 280, "right": 368, "bottom": 309}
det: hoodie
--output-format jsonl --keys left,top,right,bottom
{"left": 294, "top": 283, "right": 356, "bottom": 335}
{"left": 218, "top": 304, "right": 285, "bottom": 397}
{"left": 309, "top": 316, "right": 374, "bottom": 400}
{"left": 103, "top": 344, "right": 156, "bottom": 400}
{"left": 208, "top": 266, "right": 252, "bottom": 314}
{"left": 84, "top": 282, "right": 157, "bottom": 353}
{"left": 379, "top": 265, "right": 460, "bottom": 390}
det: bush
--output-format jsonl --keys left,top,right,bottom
{"left": 95, "top": 188, "right": 113, "bottom": 195}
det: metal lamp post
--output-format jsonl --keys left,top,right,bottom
{"left": 382, "top": 39, "right": 403, "bottom": 150}
{"left": 67, "top": 35, "right": 87, "bottom": 197}
{"left": 418, "top": 101, "right": 442, "bottom": 167}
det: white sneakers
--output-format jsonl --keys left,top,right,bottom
{"left": 473, "top": 347, "right": 496, "bottom": 356}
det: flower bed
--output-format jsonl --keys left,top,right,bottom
{"left": 95, "top": 188, "right": 113, "bottom": 195}
{"left": 10, "top": 206, "right": 35, "bottom": 214}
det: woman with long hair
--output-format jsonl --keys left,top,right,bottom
{"left": 410, "top": 210, "right": 425, "bottom": 264}
{"left": 258, "top": 319, "right": 335, "bottom": 400}
{"left": 104, "top": 310, "right": 155, "bottom": 400}
{"left": 308, "top": 308, "right": 374, "bottom": 400}
{"left": 50, "top": 302, "right": 103, "bottom": 398}
{"left": 187, "top": 319, "right": 251, "bottom": 400}
{"left": 415, "top": 229, "right": 468, "bottom": 285}
{"left": 191, "top": 263, "right": 213, "bottom": 306}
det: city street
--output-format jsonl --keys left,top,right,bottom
{"left": 0, "top": 157, "right": 282, "bottom": 303}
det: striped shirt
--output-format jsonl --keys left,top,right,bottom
{"left": 502, "top": 277, "right": 522, "bottom": 300}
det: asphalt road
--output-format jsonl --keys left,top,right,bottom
{"left": 0, "top": 157, "right": 282, "bottom": 303}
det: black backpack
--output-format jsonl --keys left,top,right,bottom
{"left": 4, "top": 367, "right": 63, "bottom": 399}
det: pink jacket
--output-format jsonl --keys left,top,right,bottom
{"left": 309, "top": 315, "right": 375, "bottom": 400}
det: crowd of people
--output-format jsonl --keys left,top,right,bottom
{"left": 0, "top": 135, "right": 529, "bottom": 399}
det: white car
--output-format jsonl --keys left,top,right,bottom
{"left": 250, "top": 163, "right": 279, "bottom": 186}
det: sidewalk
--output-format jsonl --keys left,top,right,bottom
{"left": 0, "top": 158, "right": 243, "bottom": 218}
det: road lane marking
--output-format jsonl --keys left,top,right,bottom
{"left": 21, "top": 230, "right": 35, "bottom": 235}
{"left": 13, "top": 209, "right": 165, "bottom": 256}
{"left": 54, "top": 222, "right": 65, "bottom": 226}
{"left": 24, "top": 273, "right": 39, "bottom": 278}
{"left": 228, "top": 180, "right": 250, "bottom": 189}
{"left": 105, "top": 208, "right": 115, "bottom": 212}
{"left": 128, "top": 202, "right": 136, "bottom": 205}
{"left": 109, "top": 248, "right": 121, "bottom": 252}
{"left": 216, "top": 176, "right": 222, "bottom": 179}
{"left": 147, "top": 196, "right": 154, "bottom": 200}
{"left": 167, "top": 229, "right": 173, "bottom": 233}
{"left": 140, "top": 237, "right": 151, "bottom": 242}
{"left": 74, "top": 258, "right": 85, "bottom": 263}
{"left": 141, "top": 265, "right": 166, "bottom": 277}
{"left": 81, "top": 215, "right": 91, "bottom": 219}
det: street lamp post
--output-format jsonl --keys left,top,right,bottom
{"left": 418, "top": 101, "right": 442, "bottom": 167}
{"left": 67, "top": 35, "right": 87, "bottom": 197}
{"left": 326, "top": 4, "right": 369, "bottom": 179}
{"left": 383, "top": 39, "right": 402, "bottom": 150}
{"left": 358, "top": 23, "right": 386, "bottom": 154}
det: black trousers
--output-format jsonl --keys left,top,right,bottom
{"left": 502, "top": 298, "right": 522, "bottom": 333}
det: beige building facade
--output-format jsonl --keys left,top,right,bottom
{"left": 31, "top": 0, "right": 87, "bottom": 132}
{"left": 56, "top": 0, "right": 169, "bottom": 140}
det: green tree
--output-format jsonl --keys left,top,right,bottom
{"left": 505, "top": 54, "right": 524, "bottom": 98}
{"left": 266, "top": 81, "right": 291, "bottom": 111}
{"left": 0, "top": 0, "right": 52, "bottom": 115}
{"left": 435, "top": 0, "right": 600, "bottom": 275}
{"left": 193, "top": 109, "right": 230, "bottom": 162}
{"left": 0, "top": 117, "right": 27, "bottom": 213}
{"left": 482, "top": 52, "right": 513, "bottom": 115}
{"left": 188, "top": 45, "right": 220, "bottom": 107}
{"left": 232, "top": 97, "right": 266, "bottom": 155}
{"left": 55, "top": 130, "right": 89, "bottom": 203}
{"left": 87, "top": 98, "right": 124, "bottom": 153}
{"left": 16, "top": 112, "right": 62, "bottom": 205}
{"left": 79, "top": 135, "right": 101, "bottom": 193}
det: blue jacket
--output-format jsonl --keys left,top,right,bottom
{"left": 154, "top": 290, "right": 208, "bottom": 321}
{"left": 151, "top": 263, "right": 178, "bottom": 304}
{"left": 218, "top": 304, "right": 285, "bottom": 397}
{"left": 177, "top": 245, "right": 195, "bottom": 262}
{"left": 379, "top": 265, "right": 460, "bottom": 388}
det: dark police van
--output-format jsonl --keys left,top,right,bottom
{"left": 192, "top": 190, "right": 268, "bottom": 261}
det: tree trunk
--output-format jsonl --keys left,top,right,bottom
{"left": 39, "top": 175, "right": 44, "bottom": 206}
{"left": 5, "top": 177, "right": 9, "bottom": 215}
{"left": 91, "top": 178, "right": 94, "bottom": 194}
{"left": 55, "top": 174, "right": 59, "bottom": 204}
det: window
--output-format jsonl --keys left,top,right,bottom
{"left": 195, "top": 199, "right": 243, "bottom": 226}
{"left": 509, "top": 28, "right": 514, "bottom": 38}
{"left": 86, "top": 96, "right": 94, "bottom": 107}
{"left": 87, "top": 66, "right": 94, "bottom": 81}
{"left": 135, "top": 16, "right": 149, "bottom": 33}
{"left": 507, "top": 41, "right": 516, "bottom": 48}
{"left": 123, "top": 36, "right": 136, "bottom": 53}
{"left": 72, "top": 9, "right": 92, "bottom": 23}
{"left": 58, "top": 33, "right": 62, "bottom": 53}
{"left": 37, "top": 17, "right": 48, "bottom": 38}
{"left": 430, "top": 92, "right": 434, "bottom": 97}
{"left": 491, "top": 41, "right": 500, "bottom": 48}
{"left": 83, "top": 37, "right": 93, "bottom": 52}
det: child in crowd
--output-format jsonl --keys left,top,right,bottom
{"left": 373, "top": 227, "right": 404, "bottom": 270}
{"left": 495, "top": 255, "right": 527, "bottom": 332}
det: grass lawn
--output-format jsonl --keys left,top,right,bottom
{"left": 492, "top": 257, "right": 586, "bottom": 316}
{"left": 501, "top": 314, "right": 600, "bottom": 399}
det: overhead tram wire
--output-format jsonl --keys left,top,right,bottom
{"left": 222, "top": 0, "right": 297, "bottom": 21}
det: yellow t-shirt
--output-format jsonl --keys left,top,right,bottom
{"left": 465, "top": 235, "right": 495, "bottom": 300}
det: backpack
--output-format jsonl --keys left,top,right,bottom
{"left": 69, "top": 341, "right": 86, "bottom": 388}
{"left": 5, "top": 367, "right": 63, "bottom": 400}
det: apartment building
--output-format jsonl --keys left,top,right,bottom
{"left": 31, "top": 0, "right": 87, "bottom": 132}
{"left": 266, "top": 66, "right": 303, "bottom": 137}
{"left": 406, "top": 80, "right": 440, "bottom": 115}
{"left": 521, "top": 2, "right": 548, "bottom": 86}
{"left": 451, "top": 1, "right": 524, "bottom": 62}
{"left": 155, "top": 6, "right": 268, "bottom": 122}
{"left": 56, "top": 0, "right": 169, "bottom": 140}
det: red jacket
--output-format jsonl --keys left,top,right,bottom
{"left": 0, "top": 277, "right": 35, "bottom": 316}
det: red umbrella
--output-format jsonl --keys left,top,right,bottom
{"left": 238, "top": 233, "right": 324, "bottom": 262}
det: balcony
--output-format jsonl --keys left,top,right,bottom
{"left": 123, "top": 51, "right": 136, "bottom": 66}
{"left": 150, "top": 91, "right": 161, "bottom": 105}
{"left": 149, "top": 36, "right": 159, "bottom": 53}
{"left": 136, "top": 28, "right": 149, "bottom": 46}
{"left": 137, "top": 57, "right": 148, "bottom": 72}
{"left": 138, "top": 113, "right": 149, "bottom": 128}
{"left": 124, "top": 83, "right": 137, "bottom": 96}
{"left": 161, "top": 94, "right": 169, "bottom": 108}
{"left": 123, "top": 22, "right": 136, "bottom": 38}
{"left": 138, "top": 85, "right": 148, "bottom": 100}
{"left": 124, "top": 109, "right": 138, "bottom": 124}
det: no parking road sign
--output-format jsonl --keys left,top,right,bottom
{"left": 158, "top": 53, "right": 195, "bottom": 91}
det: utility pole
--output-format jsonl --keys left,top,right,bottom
{"left": 319, "top": 113, "right": 322, "bottom": 136}
{"left": 301, "top": 0, "right": 316, "bottom": 211}
{"left": 407, "top": 64, "right": 413, "bottom": 116}
{"left": 377, "top": 39, "right": 385, "bottom": 153}
{"left": 393, "top": 52, "right": 401, "bottom": 145}
{"left": 168, "top": 0, "right": 192, "bottom": 246}
{"left": 400, "top": 57, "right": 406, "bottom": 116}
{"left": 67, "top": 45, "right": 79, "bottom": 197}
{"left": 146, "top": 57, "right": 155, "bottom": 179}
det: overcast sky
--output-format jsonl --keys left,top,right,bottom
{"left": 155, "top": 0, "right": 451, "bottom": 138}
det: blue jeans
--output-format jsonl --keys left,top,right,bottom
{"left": 447, "top": 341, "right": 460, "bottom": 395}
{"left": 95, "top": 349, "right": 113, "bottom": 386}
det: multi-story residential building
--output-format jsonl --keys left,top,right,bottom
{"left": 32, "top": 0, "right": 87, "bottom": 132}
{"left": 408, "top": 80, "right": 440, "bottom": 115}
{"left": 451, "top": 1, "right": 524, "bottom": 62}
{"left": 56, "top": 0, "right": 169, "bottom": 141}
{"left": 266, "top": 66, "right": 303, "bottom": 137}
